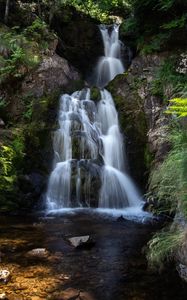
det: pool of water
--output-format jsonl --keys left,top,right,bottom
{"left": 0, "top": 209, "right": 186, "bottom": 300}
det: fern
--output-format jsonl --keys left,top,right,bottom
{"left": 166, "top": 98, "right": 187, "bottom": 117}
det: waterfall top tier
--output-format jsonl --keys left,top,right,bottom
{"left": 94, "top": 24, "right": 125, "bottom": 88}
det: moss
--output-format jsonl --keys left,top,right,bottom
{"left": 90, "top": 87, "right": 101, "bottom": 102}
{"left": 144, "top": 145, "right": 154, "bottom": 169}
{"left": 0, "top": 128, "right": 25, "bottom": 210}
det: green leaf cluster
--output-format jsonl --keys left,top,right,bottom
{"left": 0, "top": 130, "right": 25, "bottom": 201}
{"left": 121, "top": 0, "right": 187, "bottom": 53}
{"left": 166, "top": 98, "right": 187, "bottom": 117}
{"left": 150, "top": 57, "right": 187, "bottom": 101}
{"left": 0, "top": 18, "right": 53, "bottom": 84}
{"left": 58, "top": 0, "right": 131, "bottom": 22}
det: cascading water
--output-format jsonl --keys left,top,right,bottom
{"left": 95, "top": 24, "right": 125, "bottom": 88}
{"left": 46, "top": 24, "right": 142, "bottom": 211}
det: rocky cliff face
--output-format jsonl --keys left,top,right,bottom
{"left": 107, "top": 53, "right": 171, "bottom": 191}
{"left": 51, "top": 7, "right": 103, "bottom": 78}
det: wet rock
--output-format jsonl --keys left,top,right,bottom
{"left": 68, "top": 236, "right": 95, "bottom": 249}
{"left": 176, "top": 263, "right": 187, "bottom": 282}
{"left": 55, "top": 288, "right": 80, "bottom": 300}
{"left": 0, "top": 269, "right": 10, "bottom": 283}
{"left": 0, "top": 118, "right": 5, "bottom": 128}
{"left": 26, "top": 248, "right": 49, "bottom": 259}
{"left": 117, "top": 215, "right": 126, "bottom": 222}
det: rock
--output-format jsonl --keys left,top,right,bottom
{"left": 79, "top": 291, "right": 96, "bottom": 300}
{"left": 18, "top": 173, "right": 46, "bottom": 195}
{"left": 0, "top": 118, "right": 5, "bottom": 128}
{"left": 107, "top": 52, "right": 171, "bottom": 190}
{"left": 117, "top": 215, "right": 126, "bottom": 222}
{"left": 56, "top": 288, "right": 80, "bottom": 300}
{"left": 0, "top": 293, "right": 6, "bottom": 300}
{"left": 22, "top": 54, "right": 80, "bottom": 98}
{"left": 176, "top": 263, "right": 187, "bottom": 282}
{"left": 0, "top": 269, "right": 10, "bottom": 283}
{"left": 51, "top": 7, "right": 103, "bottom": 76}
{"left": 67, "top": 236, "right": 95, "bottom": 249}
{"left": 26, "top": 248, "right": 49, "bottom": 259}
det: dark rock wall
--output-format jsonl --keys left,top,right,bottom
{"left": 50, "top": 7, "right": 103, "bottom": 79}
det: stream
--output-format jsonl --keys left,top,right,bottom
{"left": 0, "top": 211, "right": 187, "bottom": 300}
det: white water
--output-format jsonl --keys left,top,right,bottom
{"left": 46, "top": 24, "right": 142, "bottom": 212}
{"left": 95, "top": 24, "right": 125, "bottom": 88}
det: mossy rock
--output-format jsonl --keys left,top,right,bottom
{"left": 90, "top": 87, "right": 101, "bottom": 102}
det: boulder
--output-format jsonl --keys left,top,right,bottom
{"left": 0, "top": 269, "right": 10, "bottom": 283}
{"left": 26, "top": 248, "right": 49, "bottom": 259}
{"left": 22, "top": 54, "right": 80, "bottom": 98}
{"left": 67, "top": 236, "right": 95, "bottom": 249}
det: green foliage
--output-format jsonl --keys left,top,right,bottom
{"left": 138, "top": 33, "right": 171, "bottom": 55}
{"left": 23, "top": 101, "right": 34, "bottom": 121}
{"left": 24, "top": 18, "right": 50, "bottom": 42}
{"left": 0, "top": 28, "right": 38, "bottom": 83}
{"left": 149, "top": 128, "right": 187, "bottom": 217}
{"left": 121, "top": 0, "right": 187, "bottom": 53}
{"left": 166, "top": 98, "right": 187, "bottom": 117}
{"left": 151, "top": 56, "right": 187, "bottom": 100}
{"left": 161, "top": 14, "right": 187, "bottom": 30}
{"left": 0, "top": 130, "right": 25, "bottom": 206}
{"left": 147, "top": 227, "right": 185, "bottom": 268}
{"left": 58, "top": 0, "right": 131, "bottom": 22}
{"left": 0, "top": 18, "right": 54, "bottom": 84}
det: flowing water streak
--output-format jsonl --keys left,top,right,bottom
{"left": 46, "top": 88, "right": 141, "bottom": 210}
{"left": 46, "top": 89, "right": 103, "bottom": 209}
{"left": 98, "top": 90, "right": 141, "bottom": 208}
{"left": 95, "top": 24, "right": 125, "bottom": 88}
{"left": 46, "top": 23, "right": 142, "bottom": 211}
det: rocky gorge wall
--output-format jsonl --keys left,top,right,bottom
{"left": 107, "top": 53, "right": 171, "bottom": 192}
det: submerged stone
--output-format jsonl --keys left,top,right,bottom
{"left": 67, "top": 236, "right": 95, "bottom": 249}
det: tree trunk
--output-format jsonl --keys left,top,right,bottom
{"left": 4, "top": 0, "right": 10, "bottom": 24}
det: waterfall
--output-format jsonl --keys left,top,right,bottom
{"left": 95, "top": 24, "right": 125, "bottom": 88}
{"left": 46, "top": 24, "right": 142, "bottom": 211}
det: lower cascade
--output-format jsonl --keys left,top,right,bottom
{"left": 46, "top": 88, "right": 141, "bottom": 210}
